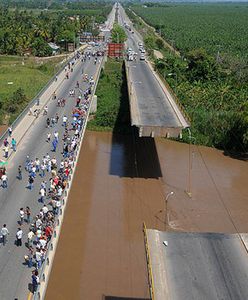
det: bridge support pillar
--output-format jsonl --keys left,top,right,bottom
{"left": 90, "top": 95, "right": 97, "bottom": 113}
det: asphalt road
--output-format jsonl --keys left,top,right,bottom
{"left": 0, "top": 39, "right": 110, "bottom": 300}
{"left": 147, "top": 231, "right": 248, "bottom": 300}
{"left": 118, "top": 5, "right": 182, "bottom": 128}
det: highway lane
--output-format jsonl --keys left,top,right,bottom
{"left": 148, "top": 231, "right": 248, "bottom": 300}
{"left": 0, "top": 3, "right": 116, "bottom": 296}
{"left": 118, "top": 5, "right": 183, "bottom": 128}
{"left": 0, "top": 48, "right": 102, "bottom": 300}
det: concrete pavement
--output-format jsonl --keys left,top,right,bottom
{"left": 147, "top": 230, "right": 248, "bottom": 300}
{"left": 0, "top": 4, "right": 116, "bottom": 298}
{"left": 118, "top": 5, "right": 189, "bottom": 137}
{"left": 0, "top": 49, "right": 103, "bottom": 300}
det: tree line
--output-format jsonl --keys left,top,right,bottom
{"left": 0, "top": 2, "right": 111, "bottom": 57}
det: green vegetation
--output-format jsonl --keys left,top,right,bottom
{"left": 132, "top": 3, "right": 248, "bottom": 63}
{"left": 87, "top": 59, "right": 130, "bottom": 134}
{"left": 0, "top": 2, "right": 111, "bottom": 56}
{"left": 0, "top": 55, "right": 63, "bottom": 124}
{"left": 128, "top": 4, "right": 248, "bottom": 152}
{"left": 111, "top": 23, "right": 127, "bottom": 44}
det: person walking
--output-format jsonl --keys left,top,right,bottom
{"left": 16, "top": 228, "right": 23, "bottom": 247}
{"left": 19, "top": 208, "right": 24, "bottom": 225}
{"left": 31, "top": 270, "right": 39, "bottom": 293}
{"left": 40, "top": 163, "right": 46, "bottom": 178}
{"left": 27, "top": 230, "right": 34, "bottom": 249}
{"left": 27, "top": 175, "right": 34, "bottom": 190}
{"left": 11, "top": 138, "right": 17, "bottom": 152}
{"left": 18, "top": 165, "right": 22, "bottom": 180}
{"left": 27, "top": 246, "right": 34, "bottom": 268}
{"left": 39, "top": 187, "right": 46, "bottom": 203}
{"left": 47, "top": 132, "right": 51, "bottom": 142}
{"left": 8, "top": 127, "right": 12, "bottom": 137}
{"left": 25, "top": 155, "right": 30, "bottom": 171}
{"left": 35, "top": 248, "right": 42, "bottom": 269}
{"left": 1, "top": 224, "right": 9, "bottom": 246}
{"left": 46, "top": 118, "right": 50, "bottom": 128}
{"left": 55, "top": 113, "right": 59, "bottom": 124}
{"left": 4, "top": 146, "right": 9, "bottom": 158}
{"left": 25, "top": 206, "right": 31, "bottom": 223}
{"left": 52, "top": 138, "right": 58, "bottom": 152}
{"left": 1, "top": 173, "right": 8, "bottom": 188}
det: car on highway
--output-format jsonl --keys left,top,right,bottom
{"left": 140, "top": 54, "right": 145, "bottom": 61}
{"left": 141, "top": 49, "right": 146, "bottom": 54}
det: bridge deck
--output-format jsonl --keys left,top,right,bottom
{"left": 120, "top": 6, "right": 189, "bottom": 137}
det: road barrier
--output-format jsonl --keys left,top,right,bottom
{"left": 32, "top": 55, "right": 106, "bottom": 300}
{"left": 143, "top": 222, "right": 156, "bottom": 300}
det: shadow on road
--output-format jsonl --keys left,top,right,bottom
{"left": 109, "top": 62, "right": 162, "bottom": 179}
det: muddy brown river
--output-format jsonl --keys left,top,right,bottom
{"left": 46, "top": 131, "right": 248, "bottom": 300}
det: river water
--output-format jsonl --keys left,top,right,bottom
{"left": 46, "top": 130, "right": 248, "bottom": 300}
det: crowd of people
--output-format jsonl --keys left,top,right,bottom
{"left": 0, "top": 48, "right": 97, "bottom": 294}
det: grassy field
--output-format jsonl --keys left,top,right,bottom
{"left": 0, "top": 55, "right": 64, "bottom": 124}
{"left": 87, "top": 59, "right": 130, "bottom": 133}
{"left": 132, "top": 3, "right": 248, "bottom": 63}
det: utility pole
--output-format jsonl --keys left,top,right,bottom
{"left": 165, "top": 192, "right": 174, "bottom": 231}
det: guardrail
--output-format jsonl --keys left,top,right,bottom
{"left": 156, "top": 70, "right": 191, "bottom": 125}
{"left": 143, "top": 222, "right": 155, "bottom": 300}
{"left": 32, "top": 55, "right": 106, "bottom": 300}
{"left": 0, "top": 50, "right": 81, "bottom": 147}
{"left": 124, "top": 60, "right": 141, "bottom": 127}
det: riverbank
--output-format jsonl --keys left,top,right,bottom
{"left": 46, "top": 130, "right": 248, "bottom": 299}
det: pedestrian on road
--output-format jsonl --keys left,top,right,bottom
{"left": 27, "top": 175, "right": 34, "bottom": 190}
{"left": 25, "top": 206, "right": 31, "bottom": 224}
{"left": 19, "top": 208, "right": 24, "bottom": 225}
{"left": 27, "top": 230, "right": 34, "bottom": 249}
{"left": 27, "top": 246, "right": 34, "bottom": 268}
{"left": 54, "top": 131, "right": 59, "bottom": 142}
{"left": 46, "top": 132, "right": 51, "bottom": 143}
{"left": 46, "top": 118, "right": 50, "bottom": 128}
{"left": 51, "top": 117, "right": 56, "bottom": 127}
{"left": 39, "top": 187, "right": 46, "bottom": 203}
{"left": 40, "top": 163, "right": 45, "bottom": 178}
{"left": 43, "top": 105, "right": 48, "bottom": 115}
{"left": 55, "top": 113, "right": 59, "bottom": 124}
{"left": 8, "top": 127, "right": 12, "bottom": 137}
{"left": 31, "top": 270, "right": 39, "bottom": 293}
{"left": 25, "top": 156, "right": 30, "bottom": 171}
{"left": 4, "top": 146, "right": 9, "bottom": 158}
{"left": 16, "top": 228, "right": 23, "bottom": 247}
{"left": 35, "top": 248, "right": 42, "bottom": 269}
{"left": 18, "top": 165, "right": 22, "bottom": 180}
{"left": 11, "top": 138, "right": 17, "bottom": 152}
{"left": 1, "top": 224, "right": 9, "bottom": 246}
{"left": 3, "top": 138, "right": 8, "bottom": 147}
{"left": 52, "top": 139, "right": 58, "bottom": 152}
{"left": 62, "top": 115, "right": 67, "bottom": 127}
{"left": 1, "top": 173, "right": 8, "bottom": 188}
